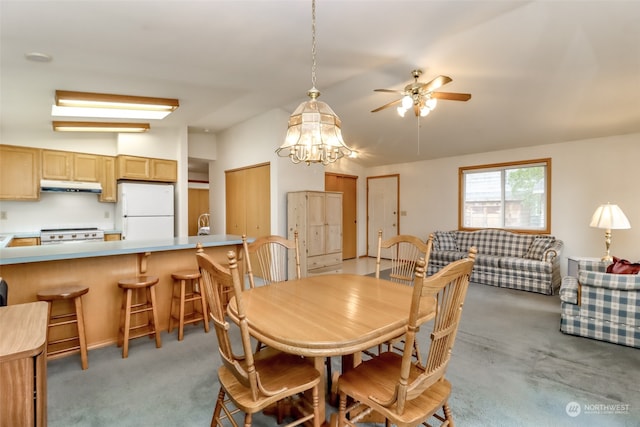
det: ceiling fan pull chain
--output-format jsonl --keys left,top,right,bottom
{"left": 416, "top": 116, "right": 421, "bottom": 155}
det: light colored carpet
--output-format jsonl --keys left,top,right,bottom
{"left": 47, "top": 279, "right": 639, "bottom": 426}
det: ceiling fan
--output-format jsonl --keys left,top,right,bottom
{"left": 371, "top": 69, "right": 471, "bottom": 117}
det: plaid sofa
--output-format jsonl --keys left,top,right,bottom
{"left": 428, "top": 229, "right": 563, "bottom": 295}
{"left": 560, "top": 260, "right": 640, "bottom": 348}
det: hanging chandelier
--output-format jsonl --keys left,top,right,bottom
{"left": 276, "top": 0, "right": 353, "bottom": 165}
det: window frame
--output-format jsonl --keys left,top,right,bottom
{"left": 458, "top": 158, "right": 551, "bottom": 234}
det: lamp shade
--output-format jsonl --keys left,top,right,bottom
{"left": 589, "top": 204, "right": 631, "bottom": 230}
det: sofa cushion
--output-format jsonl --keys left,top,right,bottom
{"left": 436, "top": 231, "right": 458, "bottom": 251}
{"left": 606, "top": 257, "right": 640, "bottom": 275}
{"left": 475, "top": 254, "right": 501, "bottom": 268}
{"left": 525, "top": 237, "right": 553, "bottom": 260}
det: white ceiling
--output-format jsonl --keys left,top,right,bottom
{"left": 1, "top": 0, "right": 639, "bottom": 168}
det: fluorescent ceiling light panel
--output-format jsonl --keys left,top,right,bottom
{"left": 52, "top": 121, "right": 150, "bottom": 133}
{"left": 53, "top": 90, "right": 179, "bottom": 120}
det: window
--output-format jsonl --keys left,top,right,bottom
{"left": 459, "top": 158, "right": 551, "bottom": 233}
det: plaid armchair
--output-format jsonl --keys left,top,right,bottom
{"left": 560, "top": 260, "right": 640, "bottom": 348}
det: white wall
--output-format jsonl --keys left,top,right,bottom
{"left": 363, "top": 133, "right": 640, "bottom": 275}
{"left": 211, "top": 111, "right": 640, "bottom": 278}
{"left": 210, "top": 108, "right": 325, "bottom": 237}
{"left": 188, "top": 132, "right": 217, "bottom": 161}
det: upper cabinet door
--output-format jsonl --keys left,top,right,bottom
{"left": 116, "top": 155, "right": 177, "bottom": 182}
{"left": 73, "top": 153, "right": 100, "bottom": 182}
{"left": 42, "top": 150, "right": 72, "bottom": 180}
{"left": 42, "top": 150, "right": 100, "bottom": 182}
{"left": 0, "top": 145, "right": 41, "bottom": 200}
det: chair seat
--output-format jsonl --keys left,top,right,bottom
{"left": 171, "top": 270, "right": 201, "bottom": 280}
{"left": 37, "top": 285, "right": 88, "bottom": 301}
{"left": 338, "top": 352, "right": 451, "bottom": 427}
{"left": 118, "top": 275, "right": 159, "bottom": 289}
{"left": 218, "top": 348, "right": 321, "bottom": 412}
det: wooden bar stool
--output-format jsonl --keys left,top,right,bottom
{"left": 37, "top": 285, "right": 89, "bottom": 370}
{"left": 117, "top": 275, "right": 161, "bottom": 358}
{"left": 169, "top": 270, "right": 209, "bottom": 341}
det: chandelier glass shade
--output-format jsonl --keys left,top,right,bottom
{"left": 276, "top": 0, "right": 353, "bottom": 165}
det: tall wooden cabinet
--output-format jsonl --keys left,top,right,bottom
{"left": 287, "top": 191, "right": 343, "bottom": 277}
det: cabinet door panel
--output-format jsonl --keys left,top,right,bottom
{"left": 307, "top": 193, "right": 326, "bottom": 257}
{"left": 98, "top": 156, "right": 116, "bottom": 202}
{"left": 42, "top": 150, "right": 72, "bottom": 180}
{"left": 117, "top": 156, "right": 150, "bottom": 180}
{"left": 151, "top": 159, "right": 177, "bottom": 182}
{"left": 73, "top": 153, "right": 100, "bottom": 182}
{"left": 0, "top": 145, "right": 40, "bottom": 200}
{"left": 325, "top": 192, "right": 343, "bottom": 254}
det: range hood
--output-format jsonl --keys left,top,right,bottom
{"left": 40, "top": 179, "right": 102, "bottom": 194}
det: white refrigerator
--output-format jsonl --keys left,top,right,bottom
{"left": 115, "top": 182, "right": 175, "bottom": 241}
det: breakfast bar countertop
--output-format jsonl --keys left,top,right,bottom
{"left": 0, "top": 234, "right": 246, "bottom": 265}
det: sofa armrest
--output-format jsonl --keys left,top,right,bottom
{"left": 578, "top": 269, "right": 640, "bottom": 291}
{"left": 560, "top": 276, "right": 579, "bottom": 304}
{"left": 543, "top": 240, "right": 563, "bottom": 263}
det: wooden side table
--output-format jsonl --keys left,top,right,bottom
{"left": 0, "top": 301, "right": 48, "bottom": 427}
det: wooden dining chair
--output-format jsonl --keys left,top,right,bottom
{"left": 196, "top": 245, "right": 321, "bottom": 427}
{"left": 368, "top": 230, "right": 434, "bottom": 365}
{"left": 337, "top": 247, "right": 477, "bottom": 427}
{"left": 376, "top": 230, "right": 433, "bottom": 285}
{"left": 242, "top": 232, "right": 301, "bottom": 289}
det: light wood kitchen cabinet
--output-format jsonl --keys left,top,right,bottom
{"left": 116, "top": 155, "right": 177, "bottom": 182}
{"left": 287, "top": 191, "right": 343, "bottom": 276}
{"left": 8, "top": 237, "right": 40, "bottom": 247}
{"left": 224, "top": 163, "right": 270, "bottom": 237}
{"left": 0, "top": 302, "right": 48, "bottom": 427}
{"left": 0, "top": 145, "right": 40, "bottom": 201}
{"left": 104, "top": 233, "right": 121, "bottom": 241}
{"left": 98, "top": 156, "right": 116, "bottom": 202}
{"left": 42, "top": 150, "right": 100, "bottom": 182}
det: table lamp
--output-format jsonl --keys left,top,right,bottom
{"left": 589, "top": 203, "right": 631, "bottom": 262}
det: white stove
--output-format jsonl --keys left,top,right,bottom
{"left": 40, "top": 227, "right": 105, "bottom": 245}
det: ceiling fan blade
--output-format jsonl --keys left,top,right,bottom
{"left": 421, "top": 75, "right": 453, "bottom": 93}
{"left": 431, "top": 92, "right": 472, "bottom": 101}
{"left": 374, "top": 88, "right": 405, "bottom": 95}
{"left": 371, "top": 98, "right": 401, "bottom": 113}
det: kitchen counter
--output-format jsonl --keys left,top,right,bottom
{"left": 0, "top": 234, "right": 249, "bottom": 350}
{"left": 0, "top": 234, "right": 246, "bottom": 265}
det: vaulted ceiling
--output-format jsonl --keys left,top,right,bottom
{"left": 1, "top": 0, "right": 639, "bottom": 168}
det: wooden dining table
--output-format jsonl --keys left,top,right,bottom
{"left": 226, "top": 273, "right": 436, "bottom": 422}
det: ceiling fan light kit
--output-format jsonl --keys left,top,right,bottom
{"left": 373, "top": 69, "right": 471, "bottom": 118}
{"left": 276, "top": 0, "right": 354, "bottom": 165}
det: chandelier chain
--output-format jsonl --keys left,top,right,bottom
{"left": 311, "top": 0, "right": 317, "bottom": 89}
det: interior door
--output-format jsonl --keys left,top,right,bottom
{"left": 188, "top": 188, "right": 209, "bottom": 236}
{"left": 367, "top": 175, "right": 399, "bottom": 257}
{"left": 225, "top": 169, "right": 246, "bottom": 235}
{"left": 325, "top": 173, "right": 357, "bottom": 259}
